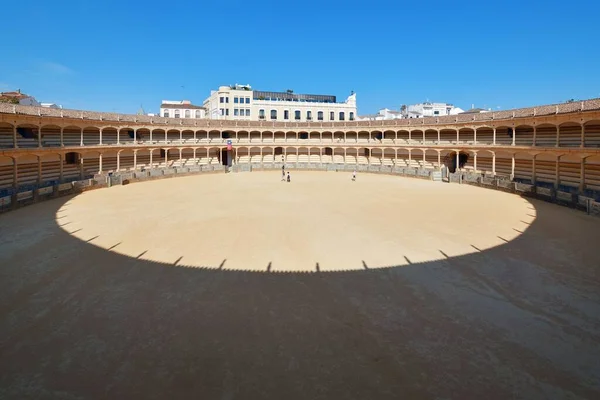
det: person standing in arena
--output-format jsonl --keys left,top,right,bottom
{"left": 352, "top": 169, "right": 357, "bottom": 181}
{"left": 281, "top": 165, "right": 286, "bottom": 181}
{"left": 287, "top": 171, "right": 291, "bottom": 183}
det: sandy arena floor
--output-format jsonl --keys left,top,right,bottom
{"left": 1, "top": 171, "right": 599, "bottom": 399}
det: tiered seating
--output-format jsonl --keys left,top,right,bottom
{"left": 559, "top": 157, "right": 581, "bottom": 188}
{"left": 16, "top": 162, "right": 38, "bottom": 185}
{"left": 494, "top": 128, "right": 513, "bottom": 145}
{"left": 370, "top": 157, "right": 382, "bottom": 166}
{"left": 406, "top": 159, "right": 420, "bottom": 168}
{"left": 0, "top": 135, "right": 14, "bottom": 148}
{"left": 333, "top": 155, "right": 344, "bottom": 164}
{"left": 382, "top": 157, "right": 394, "bottom": 166}
{"left": 514, "top": 127, "right": 534, "bottom": 146}
{"left": 559, "top": 125, "right": 582, "bottom": 147}
{"left": 42, "top": 133, "right": 62, "bottom": 147}
{"left": 262, "top": 154, "right": 275, "bottom": 163}
{"left": 286, "top": 154, "right": 298, "bottom": 164}
{"left": 357, "top": 156, "right": 368, "bottom": 165}
{"left": 0, "top": 163, "right": 13, "bottom": 188}
{"left": 298, "top": 154, "right": 309, "bottom": 163}
{"left": 17, "top": 138, "right": 38, "bottom": 148}
{"left": 585, "top": 159, "right": 600, "bottom": 190}
{"left": 476, "top": 128, "right": 494, "bottom": 144}
{"left": 345, "top": 155, "right": 357, "bottom": 164}
{"left": 250, "top": 154, "right": 261, "bottom": 163}
{"left": 237, "top": 155, "right": 250, "bottom": 164}
{"left": 321, "top": 155, "right": 333, "bottom": 163}
{"left": 584, "top": 123, "right": 600, "bottom": 147}
{"left": 535, "top": 126, "right": 557, "bottom": 147}
{"left": 309, "top": 154, "right": 320, "bottom": 163}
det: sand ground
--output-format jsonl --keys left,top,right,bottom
{"left": 0, "top": 171, "right": 599, "bottom": 399}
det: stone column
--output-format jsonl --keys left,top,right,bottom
{"left": 456, "top": 130, "right": 459, "bottom": 143}
{"left": 532, "top": 155, "right": 536, "bottom": 185}
{"left": 437, "top": 151, "right": 441, "bottom": 168}
{"left": 455, "top": 151, "right": 460, "bottom": 172}
{"left": 473, "top": 152, "right": 477, "bottom": 171}
{"left": 165, "top": 130, "right": 168, "bottom": 144}
{"left": 194, "top": 130, "right": 197, "bottom": 143}
{"left": 193, "top": 148, "right": 197, "bottom": 164}
{"left": 116, "top": 151, "right": 120, "bottom": 172}
{"left": 555, "top": 155, "right": 560, "bottom": 188}
{"left": 60, "top": 127, "right": 64, "bottom": 147}
{"left": 556, "top": 126, "right": 560, "bottom": 147}
{"left": 59, "top": 154, "right": 64, "bottom": 181}
{"left": 150, "top": 129, "right": 153, "bottom": 143}
{"left": 179, "top": 130, "right": 183, "bottom": 143}
{"left": 581, "top": 123, "right": 585, "bottom": 148}
{"left": 493, "top": 127, "right": 496, "bottom": 145}
{"left": 579, "top": 157, "right": 586, "bottom": 193}
{"left": 13, "top": 126, "right": 18, "bottom": 148}
{"left": 133, "top": 150, "right": 137, "bottom": 170}
{"left": 165, "top": 149, "right": 168, "bottom": 167}
{"left": 79, "top": 157, "right": 84, "bottom": 179}
{"left": 179, "top": 149, "right": 183, "bottom": 166}
{"left": 474, "top": 128, "right": 477, "bottom": 144}
{"left": 99, "top": 128, "right": 103, "bottom": 145}
{"left": 492, "top": 153, "right": 496, "bottom": 175}
{"left": 13, "top": 158, "right": 18, "bottom": 187}
{"left": 512, "top": 127, "right": 516, "bottom": 146}
{"left": 437, "top": 130, "right": 440, "bottom": 144}
{"left": 532, "top": 126, "right": 537, "bottom": 147}
{"left": 38, "top": 127, "right": 42, "bottom": 148}
{"left": 98, "top": 153, "right": 103, "bottom": 173}
{"left": 117, "top": 129, "right": 120, "bottom": 145}
{"left": 80, "top": 128, "right": 84, "bottom": 146}
{"left": 408, "top": 130, "right": 411, "bottom": 141}
{"left": 37, "top": 156, "right": 42, "bottom": 184}
{"left": 511, "top": 154, "right": 515, "bottom": 178}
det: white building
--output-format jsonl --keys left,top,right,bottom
{"left": 40, "top": 102, "right": 60, "bottom": 109}
{"left": 202, "top": 84, "right": 357, "bottom": 122}
{"left": 159, "top": 100, "right": 206, "bottom": 119}
{"left": 403, "top": 102, "right": 464, "bottom": 118}
{"left": 0, "top": 90, "right": 41, "bottom": 106}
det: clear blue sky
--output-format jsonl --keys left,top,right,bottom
{"left": 1, "top": 0, "right": 598, "bottom": 115}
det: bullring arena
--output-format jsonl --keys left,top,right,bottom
{"left": 1, "top": 100, "right": 600, "bottom": 399}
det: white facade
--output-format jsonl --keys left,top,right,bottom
{"left": 404, "top": 102, "right": 464, "bottom": 118}
{"left": 202, "top": 84, "right": 357, "bottom": 122}
{"left": 40, "top": 102, "right": 60, "bottom": 109}
{"left": 160, "top": 100, "right": 206, "bottom": 119}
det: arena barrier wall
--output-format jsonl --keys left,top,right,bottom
{"left": 1, "top": 165, "right": 599, "bottom": 217}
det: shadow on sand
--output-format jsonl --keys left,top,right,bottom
{"left": 0, "top": 192, "right": 599, "bottom": 400}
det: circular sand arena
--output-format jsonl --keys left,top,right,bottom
{"left": 2, "top": 172, "right": 600, "bottom": 399}
{"left": 58, "top": 172, "right": 532, "bottom": 272}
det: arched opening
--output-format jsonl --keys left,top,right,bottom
{"left": 439, "top": 129, "right": 456, "bottom": 144}
{"left": 102, "top": 127, "right": 118, "bottom": 145}
{"left": 40, "top": 125, "right": 62, "bottom": 147}
{"left": 583, "top": 120, "right": 600, "bottom": 148}
{"left": 444, "top": 151, "right": 470, "bottom": 173}
{"left": 397, "top": 130, "right": 409, "bottom": 143}
{"left": 322, "top": 147, "right": 333, "bottom": 164}
{"left": 559, "top": 122, "right": 582, "bottom": 148}
{"left": 494, "top": 126, "right": 513, "bottom": 146}
{"left": 424, "top": 129, "right": 437, "bottom": 143}
{"left": 476, "top": 127, "right": 494, "bottom": 145}
{"left": 515, "top": 125, "right": 534, "bottom": 146}
{"left": 0, "top": 122, "right": 14, "bottom": 148}
{"left": 535, "top": 124, "right": 557, "bottom": 147}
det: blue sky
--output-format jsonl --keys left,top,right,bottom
{"left": 1, "top": 0, "right": 599, "bottom": 115}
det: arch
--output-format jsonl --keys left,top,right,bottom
{"left": 423, "top": 149, "right": 439, "bottom": 169}
{"left": 424, "top": 129, "right": 438, "bottom": 143}
{"left": 309, "top": 147, "right": 321, "bottom": 164}
{"left": 0, "top": 122, "right": 15, "bottom": 148}
{"left": 321, "top": 131, "right": 333, "bottom": 142}
{"left": 333, "top": 147, "right": 345, "bottom": 164}
{"left": 274, "top": 131, "right": 286, "bottom": 143}
{"left": 514, "top": 125, "right": 534, "bottom": 147}
{"left": 476, "top": 127, "right": 494, "bottom": 145}
{"left": 458, "top": 127, "right": 475, "bottom": 144}
{"left": 346, "top": 131, "right": 357, "bottom": 143}
{"left": 309, "top": 131, "right": 320, "bottom": 142}
{"left": 166, "top": 128, "right": 181, "bottom": 143}
{"left": 333, "top": 131, "right": 344, "bottom": 142}
{"left": 558, "top": 121, "right": 582, "bottom": 148}
{"left": 102, "top": 127, "right": 118, "bottom": 145}
{"left": 494, "top": 125, "right": 514, "bottom": 146}
{"left": 535, "top": 123, "right": 558, "bottom": 147}
{"left": 249, "top": 130, "right": 261, "bottom": 143}
{"left": 397, "top": 130, "right": 410, "bottom": 143}
{"left": 39, "top": 124, "right": 62, "bottom": 148}
{"left": 410, "top": 129, "right": 423, "bottom": 143}
{"left": 583, "top": 155, "right": 600, "bottom": 195}
{"left": 439, "top": 129, "right": 456, "bottom": 144}
{"left": 82, "top": 126, "right": 100, "bottom": 146}
{"left": 583, "top": 119, "right": 600, "bottom": 148}
{"left": 383, "top": 130, "right": 396, "bottom": 143}
{"left": 262, "top": 131, "right": 274, "bottom": 143}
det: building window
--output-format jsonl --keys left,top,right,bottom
{"left": 271, "top": 110, "right": 277, "bottom": 120}
{"left": 220, "top": 97, "right": 224, "bottom": 103}
{"left": 245, "top": 109, "right": 250, "bottom": 116}
{"left": 349, "top": 112, "right": 354, "bottom": 121}
{"left": 284, "top": 110, "right": 289, "bottom": 120}
{"left": 164, "top": 110, "right": 169, "bottom": 118}
{"left": 234, "top": 97, "right": 239, "bottom": 104}
{"left": 259, "top": 109, "right": 265, "bottom": 119}
{"left": 307, "top": 110, "right": 312, "bottom": 120}
{"left": 219, "top": 108, "right": 224, "bottom": 116}
{"left": 195, "top": 110, "right": 201, "bottom": 118}
{"left": 185, "top": 109, "right": 190, "bottom": 118}
{"left": 330, "top": 111, "right": 335, "bottom": 121}
{"left": 339, "top": 112, "right": 345, "bottom": 121}
{"left": 245, "top": 97, "right": 250, "bottom": 104}
{"left": 174, "top": 110, "right": 181, "bottom": 118}
{"left": 434, "top": 110, "right": 439, "bottom": 115}
{"left": 226, "top": 97, "right": 229, "bottom": 103}
{"left": 294, "top": 110, "right": 301, "bottom": 120}
{"left": 234, "top": 108, "right": 239, "bottom": 116}
{"left": 225, "top": 109, "right": 229, "bottom": 116}
{"left": 317, "top": 111, "right": 323, "bottom": 120}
